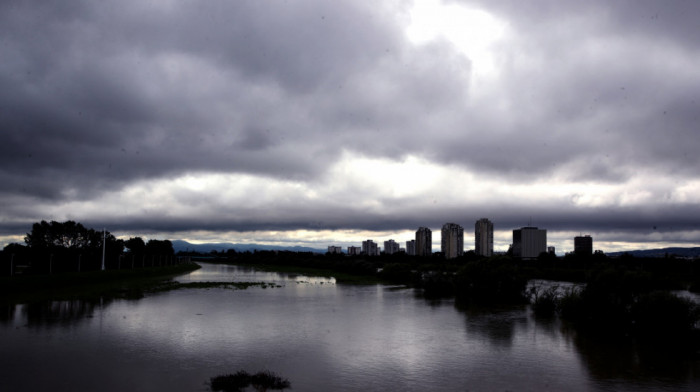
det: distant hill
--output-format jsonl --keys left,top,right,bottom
{"left": 171, "top": 240, "right": 326, "bottom": 254}
{"left": 607, "top": 247, "right": 700, "bottom": 258}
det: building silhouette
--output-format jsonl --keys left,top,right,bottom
{"left": 415, "top": 227, "right": 432, "bottom": 257}
{"left": 406, "top": 240, "right": 416, "bottom": 256}
{"left": 441, "top": 223, "right": 464, "bottom": 259}
{"left": 347, "top": 246, "right": 361, "bottom": 256}
{"left": 475, "top": 218, "right": 494, "bottom": 257}
{"left": 384, "top": 239, "right": 400, "bottom": 255}
{"left": 574, "top": 235, "right": 593, "bottom": 256}
{"left": 327, "top": 246, "right": 342, "bottom": 254}
{"left": 362, "top": 240, "right": 379, "bottom": 256}
{"left": 512, "top": 227, "right": 547, "bottom": 259}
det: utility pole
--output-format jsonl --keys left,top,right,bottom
{"left": 101, "top": 228, "right": 106, "bottom": 271}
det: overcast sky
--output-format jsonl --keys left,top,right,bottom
{"left": 1, "top": 0, "right": 699, "bottom": 253}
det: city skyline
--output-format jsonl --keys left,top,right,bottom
{"left": 1, "top": 1, "right": 699, "bottom": 254}
{"left": 326, "top": 219, "right": 595, "bottom": 257}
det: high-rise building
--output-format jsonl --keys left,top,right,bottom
{"left": 512, "top": 227, "right": 547, "bottom": 259}
{"left": 406, "top": 240, "right": 416, "bottom": 256}
{"left": 362, "top": 240, "right": 379, "bottom": 256}
{"left": 327, "top": 246, "right": 342, "bottom": 254}
{"left": 475, "top": 218, "right": 494, "bottom": 257}
{"left": 574, "top": 235, "right": 593, "bottom": 256}
{"left": 347, "top": 246, "right": 361, "bottom": 256}
{"left": 384, "top": 239, "right": 400, "bottom": 255}
{"left": 415, "top": 227, "right": 432, "bottom": 257}
{"left": 441, "top": 223, "right": 464, "bottom": 259}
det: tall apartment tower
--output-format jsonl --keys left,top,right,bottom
{"left": 384, "top": 239, "right": 400, "bottom": 255}
{"left": 362, "top": 240, "right": 379, "bottom": 256}
{"left": 574, "top": 235, "right": 593, "bottom": 256}
{"left": 441, "top": 223, "right": 464, "bottom": 259}
{"left": 415, "top": 227, "right": 432, "bottom": 257}
{"left": 512, "top": 227, "right": 547, "bottom": 259}
{"left": 475, "top": 218, "right": 494, "bottom": 257}
{"left": 406, "top": 240, "right": 416, "bottom": 256}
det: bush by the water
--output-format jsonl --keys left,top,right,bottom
{"left": 550, "top": 266, "right": 700, "bottom": 342}
{"left": 452, "top": 257, "right": 528, "bottom": 303}
{"left": 528, "top": 285, "right": 559, "bottom": 317}
{"left": 210, "top": 370, "right": 290, "bottom": 392}
{"left": 631, "top": 291, "right": 700, "bottom": 337}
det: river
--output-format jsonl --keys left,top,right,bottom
{"left": 1, "top": 262, "right": 698, "bottom": 391}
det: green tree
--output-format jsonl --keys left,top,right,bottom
{"left": 145, "top": 239, "right": 174, "bottom": 255}
{"left": 125, "top": 237, "right": 146, "bottom": 254}
{"left": 25, "top": 220, "right": 101, "bottom": 250}
{"left": 25, "top": 220, "right": 123, "bottom": 254}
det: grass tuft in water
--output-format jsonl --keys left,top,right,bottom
{"left": 210, "top": 370, "right": 290, "bottom": 392}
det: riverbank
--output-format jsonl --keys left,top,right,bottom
{"left": 0, "top": 263, "right": 201, "bottom": 304}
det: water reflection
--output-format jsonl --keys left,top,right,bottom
{"left": 0, "top": 299, "right": 111, "bottom": 327}
{"left": 571, "top": 326, "right": 700, "bottom": 388}
{"left": 458, "top": 303, "right": 528, "bottom": 347}
{"left": 177, "top": 263, "right": 335, "bottom": 285}
{"left": 0, "top": 265, "right": 698, "bottom": 391}
{"left": 0, "top": 303, "right": 16, "bottom": 324}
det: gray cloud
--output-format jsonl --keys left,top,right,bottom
{"left": 1, "top": 0, "right": 699, "bottom": 250}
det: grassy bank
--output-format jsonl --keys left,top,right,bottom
{"left": 0, "top": 263, "right": 201, "bottom": 304}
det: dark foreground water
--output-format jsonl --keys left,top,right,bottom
{"left": 1, "top": 263, "right": 699, "bottom": 391}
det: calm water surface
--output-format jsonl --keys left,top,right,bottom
{"left": 1, "top": 263, "right": 699, "bottom": 391}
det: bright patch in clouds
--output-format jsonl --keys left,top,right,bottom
{"left": 405, "top": 0, "right": 507, "bottom": 78}
{"left": 2, "top": 0, "right": 700, "bottom": 254}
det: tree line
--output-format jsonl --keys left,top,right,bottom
{"left": 1, "top": 220, "right": 177, "bottom": 275}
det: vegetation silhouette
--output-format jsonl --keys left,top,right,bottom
{"left": 5, "top": 220, "right": 700, "bottom": 352}
{"left": 528, "top": 284, "right": 559, "bottom": 317}
{"left": 210, "top": 370, "right": 291, "bottom": 392}
{"left": 2, "top": 220, "right": 179, "bottom": 276}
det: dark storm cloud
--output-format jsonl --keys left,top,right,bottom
{"left": 1, "top": 0, "right": 699, "bottom": 245}
{"left": 0, "top": 0, "right": 404, "bottom": 200}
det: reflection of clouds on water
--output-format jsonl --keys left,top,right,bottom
{"left": 176, "top": 262, "right": 335, "bottom": 285}
{"left": 2, "top": 264, "right": 699, "bottom": 391}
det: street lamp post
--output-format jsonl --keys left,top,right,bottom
{"left": 101, "top": 228, "right": 106, "bottom": 271}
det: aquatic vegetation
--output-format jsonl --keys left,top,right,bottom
{"left": 210, "top": 370, "right": 290, "bottom": 392}
{"left": 528, "top": 285, "right": 559, "bottom": 317}
{"left": 150, "top": 281, "right": 283, "bottom": 293}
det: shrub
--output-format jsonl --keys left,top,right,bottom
{"left": 557, "top": 286, "right": 585, "bottom": 322}
{"left": 529, "top": 285, "right": 559, "bottom": 317}
{"left": 631, "top": 291, "right": 700, "bottom": 338}
{"left": 210, "top": 370, "right": 291, "bottom": 392}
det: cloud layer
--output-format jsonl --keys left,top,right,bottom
{"left": 1, "top": 0, "right": 699, "bottom": 252}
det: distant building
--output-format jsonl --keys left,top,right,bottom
{"left": 384, "top": 239, "right": 400, "bottom": 255}
{"left": 475, "top": 218, "right": 494, "bottom": 257}
{"left": 574, "top": 235, "right": 593, "bottom": 256}
{"left": 548, "top": 246, "right": 556, "bottom": 255}
{"left": 441, "top": 223, "right": 464, "bottom": 259}
{"left": 406, "top": 240, "right": 416, "bottom": 256}
{"left": 347, "top": 246, "right": 361, "bottom": 256}
{"left": 327, "top": 246, "right": 343, "bottom": 254}
{"left": 415, "top": 227, "right": 432, "bottom": 257}
{"left": 362, "top": 240, "right": 380, "bottom": 256}
{"left": 512, "top": 227, "right": 547, "bottom": 259}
